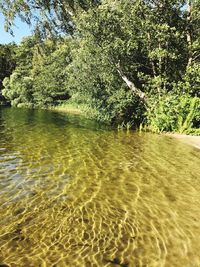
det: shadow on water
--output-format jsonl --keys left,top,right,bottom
{"left": 0, "top": 107, "right": 200, "bottom": 267}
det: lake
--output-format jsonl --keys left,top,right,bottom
{"left": 0, "top": 107, "right": 200, "bottom": 267}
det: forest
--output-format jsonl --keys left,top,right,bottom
{"left": 0, "top": 0, "right": 200, "bottom": 134}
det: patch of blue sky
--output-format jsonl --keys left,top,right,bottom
{"left": 0, "top": 13, "right": 32, "bottom": 44}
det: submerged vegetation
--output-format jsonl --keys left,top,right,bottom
{"left": 0, "top": 0, "right": 199, "bottom": 134}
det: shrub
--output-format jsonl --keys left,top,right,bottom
{"left": 146, "top": 94, "right": 200, "bottom": 134}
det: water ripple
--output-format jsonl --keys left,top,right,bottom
{"left": 0, "top": 108, "right": 200, "bottom": 267}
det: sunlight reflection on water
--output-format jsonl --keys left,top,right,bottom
{"left": 0, "top": 107, "right": 200, "bottom": 267}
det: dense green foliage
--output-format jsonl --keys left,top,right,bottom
{"left": 0, "top": 43, "right": 16, "bottom": 104}
{"left": 146, "top": 94, "right": 200, "bottom": 133}
{"left": 0, "top": 0, "right": 200, "bottom": 133}
{"left": 2, "top": 38, "right": 72, "bottom": 107}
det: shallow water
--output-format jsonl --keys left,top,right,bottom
{"left": 0, "top": 107, "right": 200, "bottom": 267}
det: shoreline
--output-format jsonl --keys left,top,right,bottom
{"left": 1, "top": 105, "right": 200, "bottom": 149}
{"left": 48, "top": 107, "right": 200, "bottom": 150}
{"left": 166, "top": 133, "right": 200, "bottom": 149}
{"left": 50, "top": 105, "right": 84, "bottom": 115}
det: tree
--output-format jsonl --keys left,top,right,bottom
{"left": 2, "top": 36, "right": 73, "bottom": 108}
{"left": 0, "top": 43, "right": 16, "bottom": 103}
{"left": 0, "top": 0, "right": 101, "bottom": 36}
{"left": 32, "top": 38, "right": 73, "bottom": 107}
{"left": 2, "top": 37, "right": 36, "bottom": 107}
{"left": 1, "top": 0, "right": 199, "bottom": 132}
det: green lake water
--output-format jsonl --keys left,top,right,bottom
{"left": 0, "top": 107, "right": 200, "bottom": 267}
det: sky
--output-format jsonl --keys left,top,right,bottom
{"left": 0, "top": 13, "right": 32, "bottom": 44}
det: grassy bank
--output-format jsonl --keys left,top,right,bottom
{"left": 50, "top": 103, "right": 84, "bottom": 115}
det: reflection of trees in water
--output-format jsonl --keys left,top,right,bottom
{"left": 0, "top": 107, "right": 14, "bottom": 152}
{"left": 0, "top": 107, "right": 4, "bottom": 132}
{"left": 0, "top": 107, "right": 113, "bottom": 163}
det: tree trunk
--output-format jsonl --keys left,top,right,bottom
{"left": 116, "top": 63, "right": 146, "bottom": 100}
{"left": 187, "top": 0, "right": 193, "bottom": 67}
{"left": 147, "top": 32, "right": 156, "bottom": 77}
